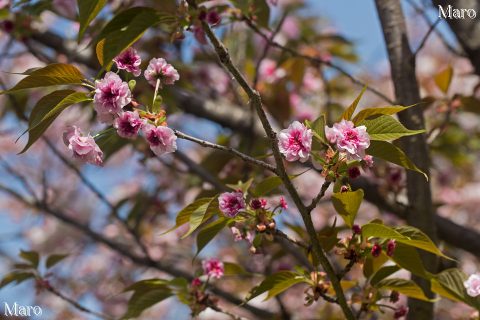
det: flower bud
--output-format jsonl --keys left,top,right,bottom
{"left": 386, "top": 239, "right": 396, "bottom": 257}
{"left": 352, "top": 224, "right": 361, "bottom": 235}
{"left": 348, "top": 166, "right": 361, "bottom": 179}
{"left": 207, "top": 10, "right": 221, "bottom": 26}
{"left": 394, "top": 305, "right": 409, "bottom": 319}
{"left": 371, "top": 243, "right": 382, "bottom": 257}
{"left": 390, "top": 290, "right": 400, "bottom": 303}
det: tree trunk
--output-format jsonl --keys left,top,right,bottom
{"left": 374, "top": 1, "right": 438, "bottom": 319}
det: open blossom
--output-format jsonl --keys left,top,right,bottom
{"left": 278, "top": 121, "right": 312, "bottom": 162}
{"left": 143, "top": 124, "right": 177, "bottom": 156}
{"left": 325, "top": 119, "right": 370, "bottom": 160}
{"left": 202, "top": 258, "right": 224, "bottom": 279}
{"left": 113, "top": 47, "right": 142, "bottom": 77}
{"left": 464, "top": 274, "right": 480, "bottom": 297}
{"left": 259, "top": 59, "right": 286, "bottom": 83}
{"left": 218, "top": 191, "right": 245, "bottom": 217}
{"left": 63, "top": 126, "right": 103, "bottom": 166}
{"left": 144, "top": 58, "right": 179, "bottom": 87}
{"left": 113, "top": 111, "right": 145, "bottom": 139}
{"left": 94, "top": 72, "right": 131, "bottom": 124}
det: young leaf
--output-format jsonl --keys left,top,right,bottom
{"left": 97, "top": 7, "right": 161, "bottom": 66}
{"left": 94, "top": 127, "right": 129, "bottom": 161}
{"left": 122, "top": 280, "right": 173, "bottom": 319}
{"left": 78, "top": 0, "right": 107, "bottom": 42}
{"left": 0, "top": 272, "right": 35, "bottom": 289}
{"left": 392, "top": 226, "right": 453, "bottom": 260}
{"left": 1, "top": 64, "right": 84, "bottom": 93}
{"left": 363, "top": 254, "right": 389, "bottom": 279}
{"left": 375, "top": 278, "right": 433, "bottom": 302}
{"left": 195, "top": 217, "right": 229, "bottom": 257}
{"left": 352, "top": 105, "right": 412, "bottom": 124}
{"left": 390, "top": 243, "right": 431, "bottom": 279}
{"left": 223, "top": 262, "right": 251, "bottom": 276}
{"left": 182, "top": 197, "right": 219, "bottom": 239}
{"left": 360, "top": 115, "right": 425, "bottom": 141}
{"left": 432, "top": 269, "right": 480, "bottom": 309}
{"left": 19, "top": 250, "right": 39, "bottom": 268}
{"left": 434, "top": 65, "right": 453, "bottom": 94}
{"left": 19, "top": 90, "right": 90, "bottom": 154}
{"left": 162, "top": 197, "right": 212, "bottom": 234}
{"left": 46, "top": 254, "right": 69, "bottom": 269}
{"left": 331, "top": 189, "right": 364, "bottom": 227}
{"left": 251, "top": 0, "right": 270, "bottom": 29}
{"left": 370, "top": 265, "right": 400, "bottom": 286}
{"left": 340, "top": 87, "right": 366, "bottom": 121}
{"left": 246, "top": 271, "right": 306, "bottom": 301}
{"left": 366, "top": 140, "right": 428, "bottom": 180}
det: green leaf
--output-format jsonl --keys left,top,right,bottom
{"left": 162, "top": 197, "right": 212, "bottom": 234}
{"left": 375, "top": 278, "right": 433, "bottom": 302}
{"left": 223, "top": 262, "right": 251, "bottom": 276}
{"left": 97, "top": 7, "right": 162, "bottom": 66}
{"left": 390, "top": 243, "right": 430, "bottom": 279}
{"left": 306, "top": 115, "right": 327, "bottom": 150}
{"left": 77, "top": 0, "right": 107, "bottom": 42}
{"left": 246, "top": 271, "right": 306, "bottom": 301}
{"left": 19, "top": 90, "right": 90, "bottom": 154}
{"left": 122, "top": 279, "right": 173, "bottom": 319}
{"left": 182, "top": 197, "right": 219, "bottom": 239}
{"left": 366, "top": 140, "right": 428, "bottom": 180}
{"left": 19, "top": 250, "right": 39, "bottom": 268}
{"left": 392, "top": 226, "right": 453, "bottom": 260}
{"left": 360, "top": 115, "right": 425, "bottom": 141}
{"left": 434, "top": 65, "right": 453, "bottom": 94}
{"left": 46, "top": 254, "right": 69, "bottom": 269}
{"left": 340, "top": 87, "right": 366, "bottom": 121}
{"left": 0, "top": 272, "right": 35, "bottom": 289}
{"left": 94, "top": 127, "right": 130, "bottom": 161}
{"left": 352, "top": 105, "right": 413, "bottom": 124}
{"left": 281, "top": 58, "right": 305, "bottom": 87}
{"left": 370, "top": 265, "right": 400, "bottom": 286}
{"left": 250, "top": 176, "right": 283, "bottom": 197}
{"left": 195, "top": 217, "right": 228, "bottom": 257}
{"left": 251, "top": 0, "right": 270, "bottom": 29}
{"left": 430, "top": 268, "right": 480, "bottom": 308}
{"left": 362, "top": 223, "right": 405, "bottom": 240}
{"left": 1, "top": 64, "right": 84, "bottom": 93}
{"left": 331, "top": 189, "right": 364, "bottom": 227}
{"left": 363, "top": 254, "right": 389, "bottom": 279}
{"left": 226, "top": 178, "right": 253, "bottom": 194}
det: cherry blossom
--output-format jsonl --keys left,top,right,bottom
{"left": 144, "top": 58, "right": 180, "bottom": 88}
{"left": 218, "top": 191, "right": 246, "bottom": 217}
{"left": 113, "top": 47, "right": 142, "bottom": 77}
{"left": 202, "top": 258, "right": 224, "bottom": 279}
{"left": 278, "top": 121, "right": 313, "bottom": 162}
{"left": 325, "top": 119, "right": 370, "bottom": 160}
{"left": 94, "top": 72, "right": 132, "bottom": 124}
{"left": 143, "top": 124, "right": 177, "bottom": 156}
{"left": 63, "top": 126, "right": 103, "bottom": 166}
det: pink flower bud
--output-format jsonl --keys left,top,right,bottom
{"left": 250, "top": 198, "right": 267, "bottom": 210}
{"left": 352, "top": 224, "right": 361, "bottom": 235}
{"left": 348, "top": 167, "right": 361, "bottom": 179}
{"left": 206, "top": 10, "right": 221, "bottom": 26}
{"left": 386, "top": 239, "right": 396, "bottom": 257}
{"left": 280, "top": 196, "right": 288, "bottom": 209}
{"left": 394, "top": 305, "right": 409, "bottom": 319}
{"left": 371, "top": 243, "right": 382, "bottom": 257}
{"left": 191, "top": 278, "right": 202, "bottom": 287}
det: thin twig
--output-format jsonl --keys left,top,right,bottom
{"left": 306, "top": 180, "right": 331, "bottom": 211}
{"left": 413, "top": 17, "right": 441, "bottom": 56}
{"left": 274, "top": 229, "right": 308, "bottom": 249}
{"left": 45, "top": 285, "right": 114, "bottom": 320}
{"left": 337, "top": 259, "right": 356, "bottom": 280}
{"left": 173, "top": 129, "right": 277, "bottom": 173}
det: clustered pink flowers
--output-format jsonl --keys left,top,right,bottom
{"left": 144, "top": 58, "right": 180, "bottom": 88}
{"left": 326, "top": 120, "right": 370, "bottom": 160}
{"left": 202, "top": 258, "right": 224, "bottom": 279}
{"left": 278, "top": 121, "right": 313, "bottom": 163}
{"left": 63, "top": 126, "right": 103, "bottom": 166}
{"left": 64, "top": 51, "right": 180, "bottom": 165}
{"left": 94, "top": 72, "right": 132, "bottom": 124}
{"left": 218, "top": 191, "right": 246, "bottom": 217}
{"left": 464, "top": 273, "right": 480, "bottom": 297}
{"left": 113, "top": 47, "right": 142, "bottom": 77}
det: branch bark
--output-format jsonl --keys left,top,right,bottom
{"left": 374, "top": 1, "right": 437, "bottom": 319}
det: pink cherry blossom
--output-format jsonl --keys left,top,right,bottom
{"left": 202, "top": 258, "right": 224, "bottom": 279}
{"left": 363, "top": 155, "right": 374, "bottom": 168}
{"left": 143, "top": 124, "right": 177, "bottom": 156}
{"left": 144, "top": 58, "right": 179, "bottom": 88}
{"left": 113, "top": 111, "right": 145, "bottom": 139}
{"left": 218, "top": 191, "right": 246, "bottom": 217}
{"left": 63, "top": 126, "right": 103, "bottom": 166}
{"left": 325, "top": 119, "right": 370, "bottom": 160}
{"left": 464, "top": 274, "right": 480, "bottom": 297}
{"left": 259, "top": 59, "right": 286, "bottom": 83}
{"left": 113, "top": 47, "right": 142, "bottom": 77}
{"left": 94, "top": 72, "right": 132, "bottom": 124}
{"left": 278, "top": 121, "right": 313, "bottom": 162}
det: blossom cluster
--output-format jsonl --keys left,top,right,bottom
{"left": 63, "top": 48, "right": 180, "bottom": 165}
